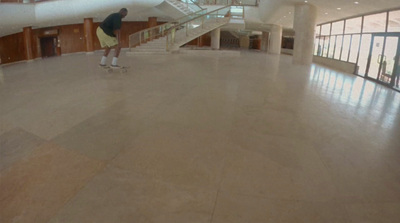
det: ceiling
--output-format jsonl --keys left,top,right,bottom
{"left": 0, "top": 0, "right": 400, "bottom": 37}
{"left": 265, "top": 0, "right": 400, "bottom": 27}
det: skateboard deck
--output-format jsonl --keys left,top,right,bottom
{"left": 99, "top": 65, "right": 129, "bottom": 73}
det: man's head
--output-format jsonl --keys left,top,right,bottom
{"left": 119, "top": 8, "right": 128, "bottom": 18}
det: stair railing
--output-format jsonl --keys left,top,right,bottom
{"left": 193, "top": 0, "right": 258, "bottom": 6}
{"left": 179, "top": 0, "right": 203, "bottom": 12}
{"left": 128, "top": 8, "right": 207, "bottom": 49}
{"left": 165, "top": 5, "right": 231, "bottom": 51}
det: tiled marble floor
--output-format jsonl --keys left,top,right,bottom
{"left": 1, "top": 51, "right": 399, "bottom": 222}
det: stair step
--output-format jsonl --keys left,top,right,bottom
{"left": 130, "top": 19, "right": 230, "bottom": 54}
{"left": 132, "top": 48, "right": 167, "bottom": 52}
{"left": 138, "top": 42, "right": 166, "bottom": 46}
{"left": 127, "top": 51, "right": 171, "bottom": 56}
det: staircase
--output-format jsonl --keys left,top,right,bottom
{"left": 127, "top": 9, "right": 231, "bottom": 55}
{"left": 171, "top": 18, "right": 230, "bottom": 50}
{"left": 166, "top": 0, "right": 195, "bottom": 15}
{"left": 128, "top": 37, "right": 170, "bottom": 55}
{"left": 156, "top": 0, "right": 201, "bottom": 19}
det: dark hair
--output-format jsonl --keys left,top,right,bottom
{"left": 120, "top": 8, "right": 128, "bottom": 13}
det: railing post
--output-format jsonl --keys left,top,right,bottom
{"left": 172, "top": 28, "right": 176, "bottom": 43}
{"left": 166, "top": 34, "right": 169, "bottom": 51}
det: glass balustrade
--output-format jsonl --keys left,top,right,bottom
{"left": 128, "top": 8, "right": 207, "bottom": 49}
{"left": 180, "top": 0, "right": 204, "bottom": 12}
{"left": 166, "top": 6, "right": 231, "bottom": 50}
{"left": 192, "top": 0, "right": 258, "bottom": 6}
{"left": 129, "top": 5, "right": 239, "bottom": 51}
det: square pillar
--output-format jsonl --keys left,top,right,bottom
{"left": 84, "top": 18, "right": 94, "bottom": 53}
{"left": 239, "top": 36, "right": 250, "bottom": 49}
{"left": 23, "top": 27, "right": 34, "bottom": 61}
{"left": 211, "top": 28, "right": 221, "bottom": 50}
{"left": 268, "top": 25, "right": 282, "bottom": 54}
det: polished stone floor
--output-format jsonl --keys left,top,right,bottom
{"left": 0, "top": 51, "right": 399, "bottom": 222}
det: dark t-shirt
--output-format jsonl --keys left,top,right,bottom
{"left": 99, "top": 13, "right": 122, "bottom": 37}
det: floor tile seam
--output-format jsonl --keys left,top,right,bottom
{"left": 2, "top": 140, "right": 108, "bottom": 171}
{"left": 224, "top": 136, "right": 312, "bottom": 168}
{"left": 145, "top": 84, "right": 201, "bottom": 120}
{"left": 215, "top": 144, "right": 341, "bottom": 204}
{"left": 309, "top": 140, "right": 346, "bottom": 205}
{"left": 209, "top": 152, "right": 231, "bottom": 223}
{"left": 47, "top": 97, "right": 131, "bottom": 142}
{"left": 0, "top": 126, "right": 47, "bottom": 142}
{"left": 231, "top": 126, "right": 314, "bottom": 148}
{"left": 0, "top": 141, "right": 108, "bottom": 222}
{"left": 209, "top": 188, "right": 220, "bottom": 223}
{"left": 214, "top": 189, "right": 350, "bottom": 205}
{"left": 45, "top": 162, "right": 108, "bottom": 223}
{"left": 93, "top": 107, "right": 178, "bottom": 160}
{"left": 233, "top": 129, "right": 308, "bottom": 143}
{"left": 0, "top": 131, "right": 51, "bottom": 174}
{"left": 342, "top": 201, "right": 400, "bottom": 206}
{"left": 104, "top": 162, "right": 223, "bottom": 195}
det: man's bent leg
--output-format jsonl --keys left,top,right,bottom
{"left": 99, "top": 47, "right": 111, "bottom": 66}
{"left": 104, "top": 47, "right": 111, "bottom": 57}
{"left": 114, "top": 45, "right": 121, "bottom": 58}
{"left": 111, "top": 45, "right": 122, "bottom": 67}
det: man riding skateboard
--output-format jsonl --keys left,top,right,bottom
{"left": 96, "top": 8, "right": 128, "bottom": 69}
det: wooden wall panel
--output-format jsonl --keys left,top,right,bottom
{"left": 186, "top": 33, "right": 212, "bottom": 47}
{"left": 186, "top": 38, "right": 199, "bottom": 46}
{"left": 0, "top": 0, "right": 22, "bottom": 2}
{"left": 31, "top": 30, "right": 40, "bottom": 59}
{"left": 0, "top": 32, "right": 25, "bottom": 64}
{"left": 0, "top": 21, "right": 161, "bottom": 64}
{"left": 120, "top": 22, "right": 149, "bottom": 48}
{"left": 200, "top": 33, "right": 211, "bottom": 47}
{"left": 59, "top": 24, "right": 85, "bottom": 54}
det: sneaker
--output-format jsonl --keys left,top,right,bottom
{"left": 99, "top": 64, "right": 107, "bottom": 67}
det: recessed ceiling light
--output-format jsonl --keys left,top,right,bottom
{"left": 354, "top": 1, "right": 359, "bottom": 4}
{"left": 325, "top": 12, "right": 328, "bottom": 15}
{"left": 304, "top": 1, "right": 308, "bottom": 3}
{"left": 337, "top": 8, "right": 341, "bottom": 10}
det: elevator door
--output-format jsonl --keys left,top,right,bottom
{"left": 40, "top": 37, "right": 57, "bottom": 58}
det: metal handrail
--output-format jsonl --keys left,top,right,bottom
{"left": 165, "top": 5, "right": 230, "bottom": 33}
{"left": 165, "top": 5, "right": 231, "bottom": 50}
{"left": 193, "top": 0, "right": 258, "bottom": 6}
{"left": 129, "top": 5, "right": 233, "bottom": 51}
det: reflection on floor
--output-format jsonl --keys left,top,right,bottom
{"left": 1, "top": 51, "right": 400, "bottom": 222}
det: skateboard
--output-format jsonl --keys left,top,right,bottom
{"left": 99, "top": 65, "right": 128, "bottom": 73}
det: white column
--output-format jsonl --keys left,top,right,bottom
{"left": 239, "top": 36, "right": 250, "bottom": 49}
{"left": 211, "top": 28, "right": 220, "bottom": 50}
{"left": 293, "top": 3, "right": 317, "bottom": 65}
{"left": 268, "top": 24, "right": 282, "bottom": 54}
{"left": 261, "top": 32, "right": 269, "bottom": 51}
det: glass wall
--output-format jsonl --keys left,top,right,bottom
{"left": 314, "top": 9, "right": 400, "bottom": 81}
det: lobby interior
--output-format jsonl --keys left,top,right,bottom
{"left": 1, "top": 0, "right": 400, "bottom": 222}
